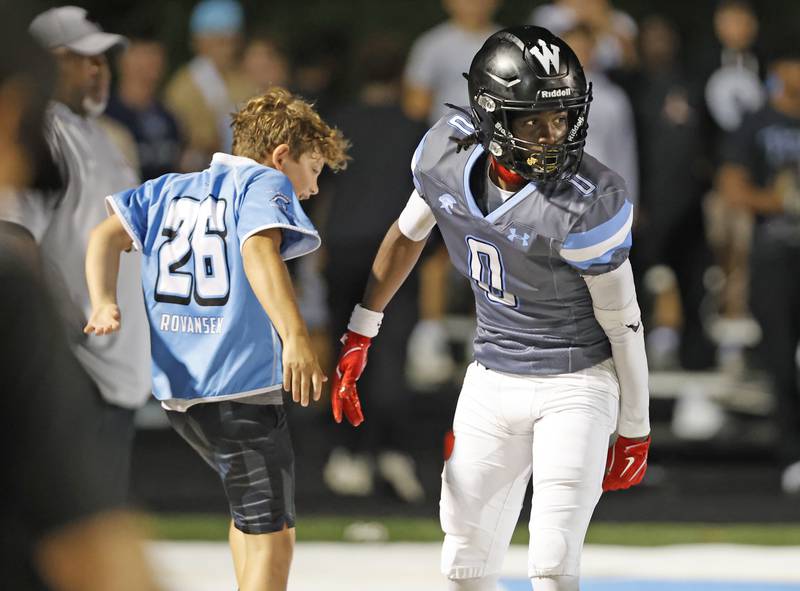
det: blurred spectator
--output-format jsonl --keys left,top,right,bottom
{"left": 530, "top": 0, "right": 638, "bottom": 72}
{"left": 0, "top": 12, "right": 159, "bottom": 591}
{"left": 630, "top": 15, "right": 717, "bottom": 370}
{"left": 562, "top": 24, "right": 639, "bottom": 204}
{"left": 702, "top": 0, "right": 764, "bottom": 322}
{"left": 403, "top": 0, "right": 501, "bottom": 125}
{"left": 242, "top": 33, "right": 289, "bottom": 93}
{"left": 164, "top": 0, "right": 254, "bottom": 171}
{"left": 322, "top": 36, "right": 427, "bottom": 502}
{"left": 0, "top": 6, "right": 151, "bottom": 503}
{"left": 286, "top": 28, "right": 351, "bottom": 376}
{"left": 702, "top": 0, "right": 763, "bottom": 135}
{"left": 716, "top": 39, "right": 800, "bottom": 492}
{"left": 105, "top": 32, "right": 183, "bottom": 181}
{"left": 97, "top": 113, "right": 141, "bottom": 176}
{"left": 402, "top": 0, "right": 501, "bottom": 389}
{"left": 290, "top": 28, "right": 350, "bottom": 118}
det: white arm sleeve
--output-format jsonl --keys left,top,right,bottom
{"left": 397, "top": 189, "right": 436, "bottom": 241}
{"left": 584, "top": 259, "right": 650, "bottom": 437}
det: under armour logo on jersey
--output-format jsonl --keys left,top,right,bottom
{"left": 530, "top": 39, "right": 561, "bottom": 75}
{"left": 271, "top": 193, "right": 290, "bottom": 212}
{"left": 626, "top": 321, "right": 641, "bottom": 333}
{"left": 439, "top": 194, "right": 457, "bottom": 214}
{"left": 507, "top": 228, "right": 530, "bottom": 247}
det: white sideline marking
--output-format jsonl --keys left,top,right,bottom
{"left": 146, "top": 542, "right": 800, "bottom": 591}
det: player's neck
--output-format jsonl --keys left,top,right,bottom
{"left": 488, "top": 156, "right": 526, "bottom": 192}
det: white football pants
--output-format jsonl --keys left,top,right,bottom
{"left": 440, "top": 360, "right": 619, "bottom": 584}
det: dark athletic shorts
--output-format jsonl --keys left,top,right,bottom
{"left": 166, "top": 401, "right": 295, "bottom": 534}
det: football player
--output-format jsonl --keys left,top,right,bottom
{"left": 330, "top": 26, "right": 650, "bottom": 591}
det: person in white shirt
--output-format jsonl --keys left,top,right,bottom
{"left": 0, "top": 6, "right": 151, "bottom": 501}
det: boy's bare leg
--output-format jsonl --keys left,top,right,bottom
{"left": 239, "top": 523, "right": 295, "bottom": 591}
{"left": 229, "top": 520, "right": 246, "bottom": 587}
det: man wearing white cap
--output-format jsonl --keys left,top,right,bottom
{"left": 0, "top": 6, "right": 150, "bottom": 502}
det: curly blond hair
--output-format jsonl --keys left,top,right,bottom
{"left": 231, "top": 87, "right": 350, "bottom": 171}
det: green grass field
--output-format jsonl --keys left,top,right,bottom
{"left": 146, "top": 514, "right": 800, "bottom": 546}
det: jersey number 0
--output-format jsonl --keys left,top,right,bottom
{"left": 466, "top": 237, "right": 518, "bottom": 307}
{"left": 155, "top": 196, "right": 230, "bottom": 306}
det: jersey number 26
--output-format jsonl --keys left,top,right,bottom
{"left": 155, "top": 195, "right": 230, "bottom": 306}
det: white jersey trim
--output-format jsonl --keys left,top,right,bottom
{"left": 398, "top": 189, "right": 436, "bottom": 241}
{"left": 559, "top": 206, "right": 633, "bottom": 263}
{"left": 211, "top": 152, "right": 261, "bottom": 168}
{"left": 239, "top": 223, "right": 321, "bottom": 261}
{"left": 160, "top": 384, "right": 283, "bottom": 412}
{"left": 105, "top": 195, "right": 143, "bottom": 252}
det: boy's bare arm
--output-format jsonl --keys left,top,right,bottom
{"left": 84, "top": 214, "right": 133, "bottom": 336}
{"left": 362, "top": 221, "right": 428, "bottom": 312}
{"left": 241, "top": 228, "right": 325, "bottom": 406}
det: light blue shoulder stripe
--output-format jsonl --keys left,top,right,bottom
{"left": 567, "top": 231, "right": 632, "bottom": 270}
{"left": 563, "top": 200, "right": 633, "bottom": 250}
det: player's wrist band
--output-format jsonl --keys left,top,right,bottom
{"left": 348, "top": 304, "right": 384, "bottom": 338}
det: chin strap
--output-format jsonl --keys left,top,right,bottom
{"left": 489, "top": 155, "right": 525, "bottom": 186}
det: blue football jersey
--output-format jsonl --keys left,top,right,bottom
{"left": 107, "top": 153, "right": 320, "bottom": 408}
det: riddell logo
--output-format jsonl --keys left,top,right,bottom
{"left": 540, "top": 88, "right": 572, "bottom": 99}
{"left": 567, "top": 115, "right": 585, "bottom": 141}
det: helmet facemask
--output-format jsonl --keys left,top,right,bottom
{"left": 472, "top": 84, "right": 592, "bottom": 182}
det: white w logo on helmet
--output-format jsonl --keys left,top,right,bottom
{"left": 530, "top": 39, "right": 561, "bottom": 75}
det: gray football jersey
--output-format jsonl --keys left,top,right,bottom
{"left": 412, "top": 110, "right": 634, "bottom": 375}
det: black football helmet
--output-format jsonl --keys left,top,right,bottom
{"left": 466, "top": 26, "right": 592, "bottom": 182}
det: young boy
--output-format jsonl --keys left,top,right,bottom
{"left": 84, "top": 87, "right": 349, "bottom": 591}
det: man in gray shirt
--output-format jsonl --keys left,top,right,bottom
{"left": 0, "top": 16, "right": 160, "bottom": 590}
{"left": 403, "top": 0, "right": 502, "bottom": 126}
{"left": 0, "top": 6, "right": 150, "bottom": 500}
{"left": 331, "top": 26, "right": 651, "bottom": 591}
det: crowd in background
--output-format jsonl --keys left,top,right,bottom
{"left": 7, "top": 0, "right": 800, "bottom": 588}
{"left": 13, "top": 0, "right": 800, "bottom": 501}
{"left": 84, "top": 0, "right": 800, "bottom": 498}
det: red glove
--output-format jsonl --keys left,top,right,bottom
{"left": 443, "top": 430, "right": 455, "bottom": 461}
{"left": 330, "top": 330, "right": 370, "bottom": 426}
{"left": 603, "top": 435, "right": 651, "bottom": 492}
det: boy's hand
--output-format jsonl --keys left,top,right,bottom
{"left": 330, "top": 330, "right": 370, "bottom": 427}
{"left": 83, "top": 303, "right": 121, "bottom": 336}
{"left": 282, "top": 335, "right": 326, "bottom": 407}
